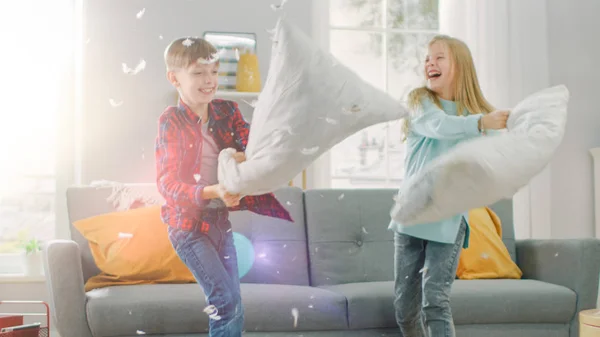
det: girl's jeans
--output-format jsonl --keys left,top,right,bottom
{"left": 393, "top": 219, "right": 467, "bottom": 337}
{"left": 168, "top": 207, "right": 243, "bottom": 337}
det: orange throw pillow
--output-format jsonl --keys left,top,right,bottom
{"left": 457, "top": 207, "right": 523, "bottom": 280}
{"left": 73, "top": 205, "right": 196, "bottom": 291}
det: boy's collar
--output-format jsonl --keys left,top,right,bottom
{"left": 177, "top": 98, "right": 227, "bottom": 123}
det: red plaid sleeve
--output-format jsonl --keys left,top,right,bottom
{"left": 231, "top": 101, "right": 250, "bottom": 149}
{"left": 155, "top": 113, "right": 207, "bottom": 209}
{"left": 227, "top": 101, "right": 293, "bottom": 222}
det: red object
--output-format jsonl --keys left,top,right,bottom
{"left": 200, "top": 222, "right": 210, "bottom": 233}
{"left": 0, "top": 301, "right": 49, "bottom": 337}
{"left": 155, "top": 98, "right": 292, "bottom": 232}
{"left": 0, "top": 316, "right": 23, "bottom": 329}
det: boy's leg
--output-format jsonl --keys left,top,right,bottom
{"left": 168, "top": 221, "right": 243, "bottom": 337}
{"left": 421, "top": 219, "right": 467, "bottom": 337}
{"left": 219, "top": 220, "right": 241, "bottom": 290}
{"left": 217, "top": 220, "right": 244, "bottom": 334}
{"left": 394, "top": 232, "right": 426, "bottom": 337}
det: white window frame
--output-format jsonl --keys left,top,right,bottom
{"left": 307, "top": 0, "right": 439, "bottom": 189}
{"left": 304, "top": 0, "right": 334, "bottom": 189}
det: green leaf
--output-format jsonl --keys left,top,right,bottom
{"left": 18, "top": 235, "right": 43, "bottom": 255}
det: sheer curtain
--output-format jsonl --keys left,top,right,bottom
{"left": 438, "top": 0, "right": 552, "bottom": 239}
{"left": 439, "top": 0, "right": 511, "bottom": 108}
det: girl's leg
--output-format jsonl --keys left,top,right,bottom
{"left": 394, "top": 232, "right": 426, "bottom": 337}
{"left": 421, "top": 219, "right": 467, "bottom": 337}
{"left": 168, "top": 223, "right": 243, "bottom": 337}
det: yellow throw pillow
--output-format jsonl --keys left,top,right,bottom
{"left": 457, "top": 207, "right": 523, "bottom": 280}
{"left": 73, "top": 205, "right": 196, "bottom": 291}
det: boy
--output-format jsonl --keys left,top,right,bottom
{"left": 155, "top": 37, "right": 291, "bottom": 337}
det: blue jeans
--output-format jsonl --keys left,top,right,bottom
{"left": 167, "top": 208, "right": 244, "bottom": 337}
{"left": 393, "top": 219, "right": 467, "bottom": 337}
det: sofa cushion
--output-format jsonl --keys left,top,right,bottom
{"left": 458, "top": 207, "right": 522, "bottom": 280}
{"left": 304, "top": 189, "right": 397, "bottom": 286}
{"left": 67, "top": 184, "right": 164, "bottom": 282}
{"left": 73, "top": 205, "right": 196, "bottom": 292}
{"left": 85, "top": 283, "right": 348, "bottom": 337}
{"left": 320, "top": 279, "right": 576, "bottom": 329}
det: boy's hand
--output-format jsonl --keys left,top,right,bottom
{"left": 233, "top": 152, "right": 246, "bottom": 163}
{"left": 221, "top": 191, "right": 241, "bottom": 207}
{"left": 202, "top": 184, "right": 241, "bottom": 207}
{"left": 481, "top": 110, "right": 510, "bottom": 130}
{"left": 217, "top": 185, "right": 241, "bottom": 207}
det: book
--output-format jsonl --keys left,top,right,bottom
{"left": 0, "top": 316, "right": 24, "bottom": 330}
{"left": 1, "top": 322, "right": 41, "bottom": 337}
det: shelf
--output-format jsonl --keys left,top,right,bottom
{"left": 0, "top": 274, "right": 46, "bottom": 283}
{"left": 215, "top": 91, "right": 260, "bottom": 99}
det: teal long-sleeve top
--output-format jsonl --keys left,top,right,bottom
{"left": 388, "top": 96, "right": 485, "bottom": 248}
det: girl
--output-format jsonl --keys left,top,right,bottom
{"left": 390, "top": 35, "right": 509, "bottom": 336}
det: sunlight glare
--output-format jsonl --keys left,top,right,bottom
{"left": 0, "top": 1, "right": 74, "bottom": 196}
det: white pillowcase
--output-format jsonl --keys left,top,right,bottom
{"left": 390, "top": 85, "right": 569, "bottom": 226}
{"left": 218, "top": 18, "right": 409, "bottom": 195}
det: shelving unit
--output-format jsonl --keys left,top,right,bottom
{"left": 215, "top": 91, "right": 260, "bottom": 100}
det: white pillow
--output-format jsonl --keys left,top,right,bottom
{"left": 390, "top": 85, "right": 569, "bottom": 226}
{"left": 218, "top": 18, "right": 408, "bottom": 195}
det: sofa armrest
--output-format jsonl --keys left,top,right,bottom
{"left": 517, "top": 239, "right": 600, "bottom": 307}
{"left": 43, "top": 240, "right": 93, "bottom": 337}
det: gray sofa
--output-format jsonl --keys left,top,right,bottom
{"left": 43, "top": 185, "right": 600, "bottom": 337}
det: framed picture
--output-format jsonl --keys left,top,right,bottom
{"left": 203, "top": 31, "right": 257, "bottom": 91}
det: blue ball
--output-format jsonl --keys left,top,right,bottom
{"left": 232, "top": 232, "right": 255, "bottom": 278}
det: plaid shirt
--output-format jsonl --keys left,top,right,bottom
{"left": 155, "top": 98, "right": 292, "bottom": 231}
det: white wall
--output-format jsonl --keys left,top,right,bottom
{"left": 546, "top": 0, "right": 600, "bottom": 238}
{"left": 80, "top": 0, "right": 313, "bottom": 184}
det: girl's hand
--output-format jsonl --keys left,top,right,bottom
{"left": 233, "top": 152, "right": 246, "bottom": 163}
{"left": 481, "top": 110, "right": 510, "bottom": 130}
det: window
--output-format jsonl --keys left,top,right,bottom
{"left": 0, "top": 0, "right": 74, "bottom": 268}
{"left": 328, "top": 0, "right": 439, "bottom": 188}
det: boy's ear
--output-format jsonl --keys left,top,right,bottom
{"left": 166, "top": 71, "right": 179, "bottom": 87}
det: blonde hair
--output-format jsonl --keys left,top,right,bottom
{"left": 164, "top": 37, "right": 218, "bottom": 71}
{"left": 402, "top": 35, "right": 494, "bottom": 138}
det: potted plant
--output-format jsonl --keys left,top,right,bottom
{"left": 19, "top": 236, "right": 43, "bottom": 276}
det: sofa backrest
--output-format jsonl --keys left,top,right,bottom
{"left": 304, "top": 188, "right": 516, "bottom": 286}
{"left": 66, "top": 185, "right": 515, "bottom": 288}
{"left": 488, "top": 197, "right": 516, "bottom": 260}
{"left": 66, "top": 184, "right": 310, "bottom": 286}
